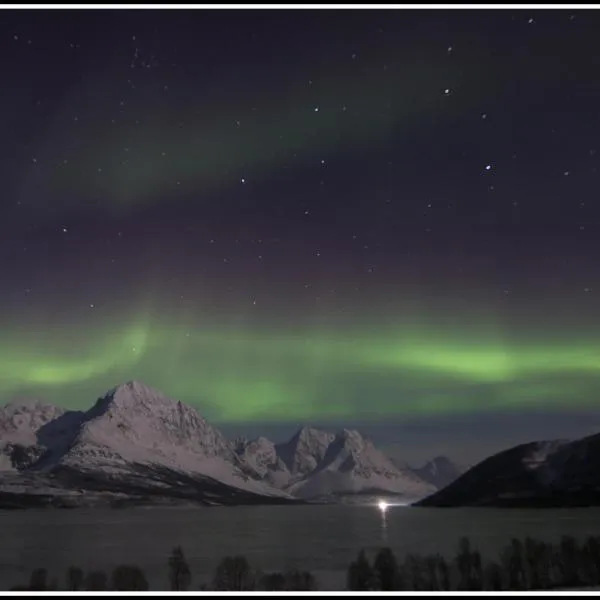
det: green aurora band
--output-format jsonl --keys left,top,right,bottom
{"left": 2, "top": 314, "right": 599, "bottom": 422}
{"left": 6, "top": 24, "right": 596, "bottom": 423}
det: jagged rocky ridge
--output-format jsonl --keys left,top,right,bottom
{"left": 412, "top": 456, "right": 465, "bottom": 490}
{"left": 0, "top": 381, "right": 454, "bottom": 508}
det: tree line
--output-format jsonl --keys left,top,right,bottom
{"left": 349, "top": 534, "right": 600, "bottom": 591}
{"left": 9, "top": 534, "right": 600, "bottom": 591}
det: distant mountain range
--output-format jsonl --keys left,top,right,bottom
{"left": 0, "top": 381, "right": 462, "bottom": 509}
{"left": 415, "top": 433, "right": 600, "bottom": 508}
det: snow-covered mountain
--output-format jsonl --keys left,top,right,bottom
{"left": 0, "top": 400, "right": 83, "bottom": 472}
{"left": 412, "top": 456, "right": 463, "bottom": 490}
{"left": 414, "top": 436, "right": 600, "bottom": 508}
{"left": 235, "top": 426, "right": 436, "bottom": 501}
{"left": 275, "top": 426, "right": 336, "bottom": 481}
{"left": 0, "top": 382, "right": 293, "bottom": 507}
{"left": 233, "top": 436, "right": 290, "bottom": 488}
{"left": 0, "top": 381, "right": 444, "bottom": 507}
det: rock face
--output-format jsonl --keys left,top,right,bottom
{"left": 234, "top": 436, "right": 290, "bottom": 488}
{"left": 0, "top": 382, "right": 293, "bottom": 508}
{"left": 0, "top": 381, "right": 450, "bottom": 508}
{"left": 414, "top": 436, "right": 600, "bottom": 508}
{"left": 0, "top": 400, "right": 84, "bottom": 472}
{"left": 412, "top": 456, "right": 463, "bottom": 490}
{"left": 235, "top": 426, "right": 436, "bottom": 501}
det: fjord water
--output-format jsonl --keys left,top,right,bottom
{"left": 2, "top": 505, "right": 600, "bottom": 590}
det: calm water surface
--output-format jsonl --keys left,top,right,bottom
{"left": 2, "top": 505, "right": 600, "bottom": 589}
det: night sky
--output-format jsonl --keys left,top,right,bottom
{"left": 2, "top": 8, "right": 600, "bottom": 464}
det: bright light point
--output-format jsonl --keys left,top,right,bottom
{"left": 444, "top": 88, "right": 450, "bottom": 95}
{"left": 314, "top": 106, "right": 319, "bottom": 112}
{"left": 485, "top": 164, "right": 492, "bottom": 171}
{"left": 378, "top": 500, "right": 389, "bottom": 512}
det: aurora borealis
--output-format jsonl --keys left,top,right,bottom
{"left": 2, "top": 8, "right": 600, "bottom": 461}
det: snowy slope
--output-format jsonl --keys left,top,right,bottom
{"left": 237, "top": 427, "right": 436, "bottom": 500}
{"left": 234, "top": 436, "right": 291, "bottom": 487}
{"left": 275, "top": 426, "right": 335, "bottom": 481}
{"left": 0, "top": 400, "right": 83, "bottom": 472}
{"left": 0, "top": 382, "right": 436, "bottom": 505}
{"left": 412, "top": 456, "right": 463, "bottom": 490}
{"left": 285, "top": 428, "right": 436, "bottom": 500}
{"left": 54, "top": 381, "right": 289, "bottom": 498}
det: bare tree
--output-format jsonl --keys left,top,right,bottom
{"left": 211, "top": 556, "right": 255, "bottom": 591}
{"left": 168, "top": 546, "right": 191, "bottom": 591}
{"left": 347, "top": 549, "right": 374, "bottom": 590}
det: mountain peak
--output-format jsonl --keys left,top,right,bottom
{"left": 295, "top": 425, "right": 329, "bottom": 440}
{"left": 276, "top": 426, "right": 335, "bottom": 476}
{"left": 91, "top": 380, "right": 195, "bottom": 419}
{"left": 414, "top": 455, "right": 463, "bottom": 490}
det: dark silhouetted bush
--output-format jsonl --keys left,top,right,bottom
{"left": 83, "top": 570, "right": 108, "bottom": 591}
{"left": 66, "top": 566, "right": 84, "bottom": 591}
{"left": 211, "top": 555, "right": 255, "bottom": 591}
{"left": 437, "top": 555, "right": 451, "bottom": 591}
{"left": 282, "top": 569, "right": 316, "bottom": 591}
{"left": 403, "top": 554, "right": 427, "bottom": 590}
{"left": 168, "top": 546, "right": 191, "bottom": 591}
{"left": 9, "top": 585, "right": 31, "bottom": 591}
{"left": 110, "top": 564, "right": 149, "bottom": 591}
{"left": 260, "top": 571, "right": 286, "bottom": 591}
{"left": 29, "top": 568, "right": 48, "bottom": 591}
{"left": 425, "top": 555, "right": 440, "bottom": 590}
{"left": 581, "top": 535, "right": 600, "bottom": 586}
{"left": 484, "top": 562, "right": 503, "bottom": 590}
{"left": 557, "top": 535, "right": 581, "bottom": 588}
{"left": 455, "top": 536, "right": 483, "bottom": 590}
{"left": 374, "top": 547, "right": 399, "bottom": 591}
{"left": 501, "top": 538, "right": 526, "bottom": 591}
{"left": 347, "top": 549, "right": 374, "bottom": 590}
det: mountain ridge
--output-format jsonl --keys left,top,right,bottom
{"left": 0, "top": 381, "right": 456, "bottom": 508}
{"left": 413, "top": 436, "right": 600, "bottom": 508}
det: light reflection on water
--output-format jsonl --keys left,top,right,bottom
{"left": 1, "top": 505, "right": 600, "bottom": 590}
